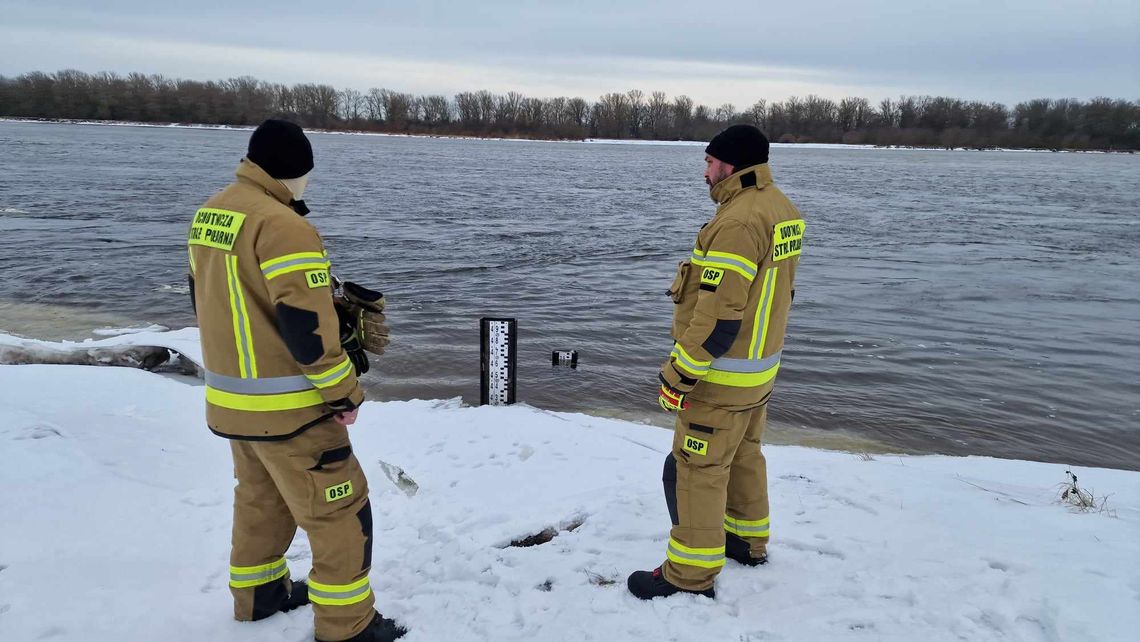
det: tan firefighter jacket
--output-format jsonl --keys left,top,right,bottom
{"left": 661, "top": 163, "right": 804, "bottom": 410}
{"left": 188, "top": 159, "right": 364, "bottom": 440}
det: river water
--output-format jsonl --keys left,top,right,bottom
{"left": 1, "top": 121, "right": 1137, "bottom": 470}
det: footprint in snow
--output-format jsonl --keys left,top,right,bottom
{"left": 14, "top": 425, "right": 64, "bottom": 440}
{"left": 782, "top": 538, "right": 846, "bottom": 560}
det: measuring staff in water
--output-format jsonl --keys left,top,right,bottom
{"left": 628, "top": 124, "right": 806, "bottom": 600}
{"left": 188, "top": 120, "right": 402, "bottom": 642}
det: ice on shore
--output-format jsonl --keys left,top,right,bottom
{"left": 0, "top": 331, "right": 1137, "bottom": 641}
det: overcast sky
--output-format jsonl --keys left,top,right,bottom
{"left": 1, "top": 0, "right": 1137, "bottom": 107}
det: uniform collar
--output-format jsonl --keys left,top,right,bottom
{"left": 710, "top": 164, "right": 773, "bottom": 205}
{"left": 235, "top": 158, "right": 295, "bottom": 206}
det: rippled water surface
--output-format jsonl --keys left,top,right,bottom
{"left": 2, "top": 121, "right": 1137, "bottom": 470}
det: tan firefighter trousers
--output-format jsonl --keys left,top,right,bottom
{"left": 661, "top": 401, "right": 770, "bottom": 591}
{"left": 228, "top": 419, "right": 376, "bottom": 641}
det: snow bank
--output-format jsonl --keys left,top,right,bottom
{"left": 0, "top": 328, "right": 202, "bottom": 369}
{"left": 0, "top": 362, "right": 1137, "bottom": 641}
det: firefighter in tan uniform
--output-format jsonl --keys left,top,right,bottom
{"left": 188, "top": 120, "right": 405, "bottom": 641}
{"left": 628, "top": 125, "right": 804, "bottom": 599}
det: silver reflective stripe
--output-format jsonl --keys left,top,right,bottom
{"left": 692, "top": 252, "right": 758, "bottom": 279}
{"left": 666, "top": 542, "right": 725, "bottom": 564}
{"left": 725, "top": 520, "right": 770, "bottom": 535}
{"left": 711, "top": 351, "right": 782, "bottom": 373}
{"left": 206, "top": 370, "right": 313, "bottom": 394}
{"left": 231, "top": 561, "right": 286, "bottom": 583}
{"left": 308, "top": 359, "right": 352, "bottom": 386}
{"left": 752, "top": 268, "right": 778, "bottom": 359}
{"left": 262, "top": 257, "right": 329, "bottom": 277}
{"left": 673, "top": 348, "right": 710, "bottom": 373}
{"left": 308, "top": 583, "right": 371, "bottom": 602}
{"left": 227, "top": 256, "right": 255, "bottom": 376}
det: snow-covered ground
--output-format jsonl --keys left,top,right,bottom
{"left": 0, "top": 333, "right": 1137, "bottom": 641}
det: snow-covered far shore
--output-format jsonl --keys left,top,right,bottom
{"left": 3, "top": 118, "right": 1131, "bottom": 154}
{"left": 0, "top": 332, "right": 1137, "bottom": 641}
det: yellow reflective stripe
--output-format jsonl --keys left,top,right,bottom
{"left": 264, "top": 261, "right": 331, "bottom": 280}
{"left": 260, "top": 252, "right": 332, "bottom": 280}
{"left": 748, "top": 267, "right": 778, "bottom": 359}
{"left": 671, "top": 343, "right": 711, "bottom": 374}
{"left": 229, "top": 557, "right": 288, "bottom": 589}
{"left": 188, "top": 247, "right": 196, "bottom": 274}
{"left": 691, "top": 251, "right": 758, "bottom": 282}
{"left": 259, "top": 251, "right": 327, "bottom": 272}
{"left": 705, "top": 250, "right": 758, "bottom": 273}
{"left": 724, "top": 515, "right": 771, "bottom": 538}
{"left": 307, "top": 356, "right": 353, "bottom": 389}
{"left": 225, "top": 255, "right": 257, "bottom": 378}
{"left": 308, "top": 576, "right": 372, "bottom": 606}
{"left": 666, "top": 538, "right": 726, "bottom": 569}
{"left": 206, "top": 386, "right": 325, "bottom": 412}
{"left": 703, "top": 362, "right": 781, "bottom": 388}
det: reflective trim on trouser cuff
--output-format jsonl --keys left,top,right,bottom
{"left": 666, "top": 538, "right": 726, "bottom": 569}
{"left": 205, "top": 370, "right": 313, "bottom": 394}
{"left": 308, "top": 576, "right": 372, "bottom": 606}
{"left": 230, "top": 557, "right": 289, "bottom": 589}
{"left": 306, "top": 356, "right": 353, "bottom": 389}
{"left": 724, "top": 515, "right": 771, "bottom": 538}
{"left": 206, "top": 386, "right": 325, "bottom": 412}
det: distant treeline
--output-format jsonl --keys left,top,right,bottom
{"left": 2, "top": 70, "right": 1138, "bottom": 150}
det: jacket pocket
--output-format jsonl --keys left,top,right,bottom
{"left": 668, "top": 260, "right": 691, "bottom": 304}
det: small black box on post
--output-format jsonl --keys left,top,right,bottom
{"left": 480, "top": 317, "right": 517, "bottom": 406}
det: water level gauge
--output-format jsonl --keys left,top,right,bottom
{"left": 480, "top": 317, "right": 517, "bottom": 406}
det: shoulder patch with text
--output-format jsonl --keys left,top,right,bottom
{"left": 699, "top": 267, "right": 725, "bottom": 287}
{"left": 305, "top": 269, "right": 331, "bottom": 289}
{"left": 772, "top": 219, "right": 804, "bottom": 261}
{"left": 189, "top": 208, "right": 246, "bottom": 251}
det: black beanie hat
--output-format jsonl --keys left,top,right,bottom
{"left": 247, "top": 119, "right": 314, "bottom": 179}
{"left": 705, "top": 124, "right": 770, "bottom": 170}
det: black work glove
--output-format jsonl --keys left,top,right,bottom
{"left": 336, "top": 301, "right": 370, "bottom": 375}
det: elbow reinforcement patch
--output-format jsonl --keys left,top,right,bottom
{"left": 702, "top": 318, "right": 742, "bottom": 358}
{"left": 275, "top": 303, "right": 324, "bottom": 365}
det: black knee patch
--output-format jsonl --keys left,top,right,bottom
{"left": 357, "top": 500, "right": 373, "bottom": 571}
{"left": 250, "top": 578, "right": 289, "bottom": 621}
{"left": 663, "top": 453, "right": 679, "bottom": 526}
{"left": 188, "top": 275, "right": 197, "bottom": 319}
{"left": 275, "top": 303, "right": 324, "bottom": 365}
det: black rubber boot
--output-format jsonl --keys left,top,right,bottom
{"left": 333, "top": 611, "right": 407, "bottom": 642}
{"left": 626, "top": 567, "right": 714, "bottom": 600}
{"left": 280, "top": 580, "right": 310, "bottom": 613}
{"left": 725, "top": 532, "right": 768, "bottom": 567}
{"left": 251, "top": 578, "right": 310, "bottom": 621}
